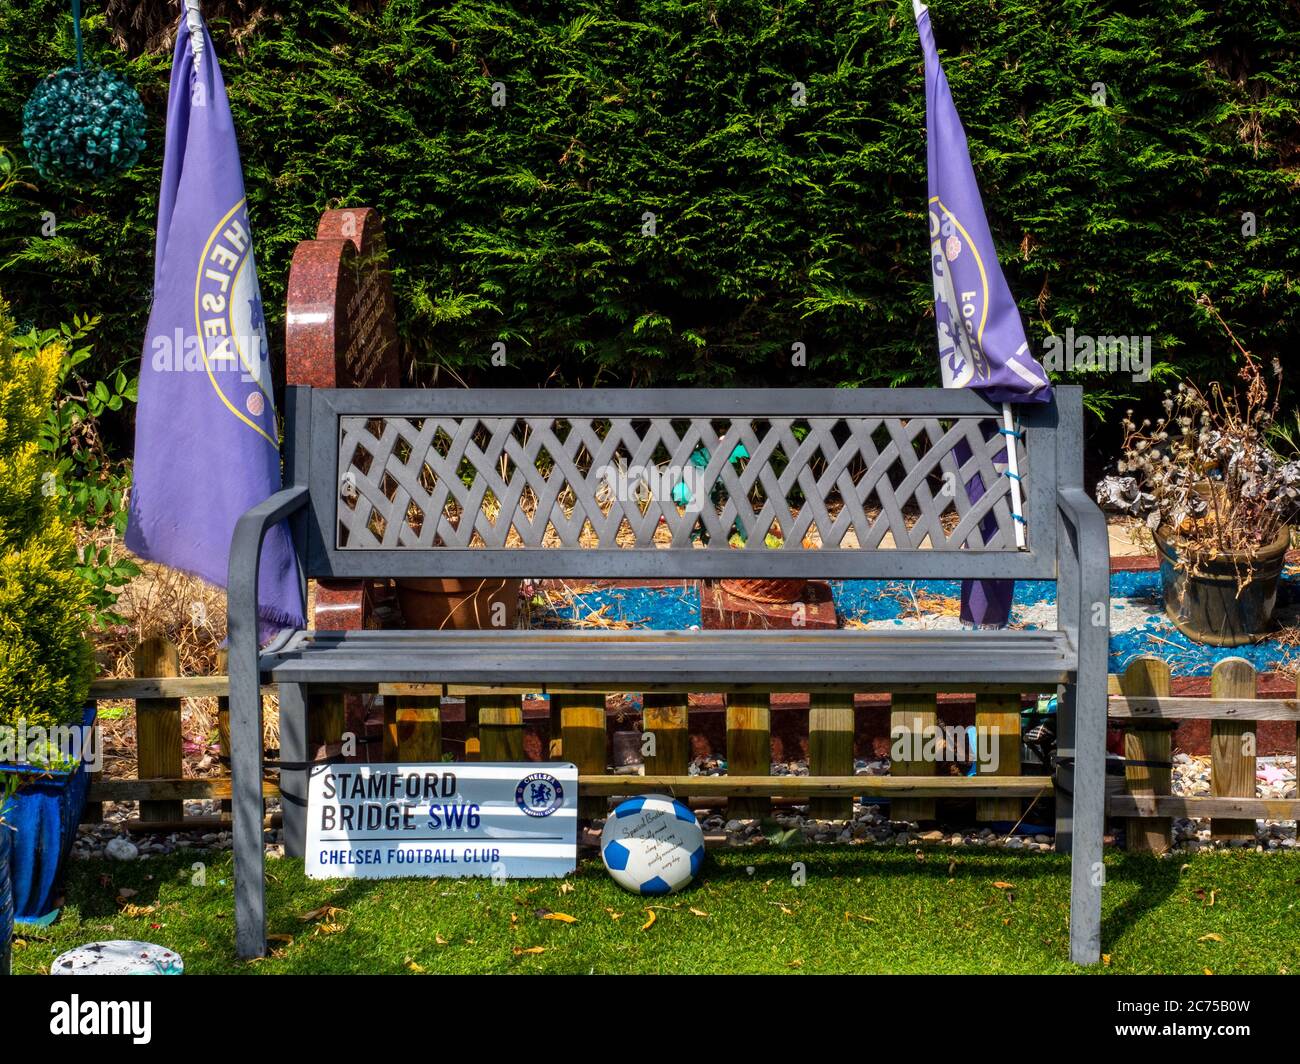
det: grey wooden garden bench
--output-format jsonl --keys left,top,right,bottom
{"left": 227, "top": 385, "right": 1109, "bottom": 963}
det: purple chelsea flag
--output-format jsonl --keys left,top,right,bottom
{"left": 915, "top": 0, "right": 1052, "bottom": 626}
{"left": 126, "top": 13, "right": 303, "bottom": 633}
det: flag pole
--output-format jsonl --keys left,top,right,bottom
{"left": 184, "top": 0, "right": 204, "bottom": 74}
{"left": 1002, "top": 401, "right": 1026, "bottom": 548}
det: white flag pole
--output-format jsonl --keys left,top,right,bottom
{"left": 1002, "top": 401, "right": 1026, "bottom": 548}
{"left": 184, "top": 0, "right": 204, "bottom": 74}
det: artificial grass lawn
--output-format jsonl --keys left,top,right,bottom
{"left": 11, "top": 847, "right": 1300, "bottom": 975}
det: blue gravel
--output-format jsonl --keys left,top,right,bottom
{"left": 532, "top": 584, "right": 701, "bottom": 631}
{"left": 532, "top": 570, "right": 1300, "bottom": 678}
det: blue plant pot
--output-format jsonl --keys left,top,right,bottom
{"left": 0, "top": 826, "right": 13, "bottom": 976}
{"left": 2, "top": 705, "right": 95, "bottom": 923}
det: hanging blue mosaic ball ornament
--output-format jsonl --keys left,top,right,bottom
{"left": 22, "top": 66, "right": 147, "bottom": 183}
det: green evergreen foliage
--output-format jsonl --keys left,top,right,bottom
{"left": 0, "top": 297, "right": 94, "bottom": 736}
{"left": 0, "top": 1, "right": 1296, "bottom": 417}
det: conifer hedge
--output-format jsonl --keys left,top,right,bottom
{"left": 0, "top": 0, "right": 1297, "bottom": 419}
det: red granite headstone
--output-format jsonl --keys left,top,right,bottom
{"left": 286, "top": 206, "right": 401, "bottom": 390}
{"left": 285, "top": 208, "right": 405, "bottom": 755}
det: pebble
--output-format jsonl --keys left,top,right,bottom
{"left": 74, "top": 753, "right": 1299, "bottom": 861}
{"left": 70, "top": 799, "right": 283, "bottom": 861}
{"left": 105, "top": 836, "right": 139, "bottom": 861}
{"left": 1169, "top": 753, "right": 1296, "bottom": 853}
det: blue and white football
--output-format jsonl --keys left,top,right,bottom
{"left": 600, "top": 794, "right": 705, "bottom": 896}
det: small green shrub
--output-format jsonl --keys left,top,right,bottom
{"left": 0, "top": 294, "right": 93, "bottom": 738}
{"left": 10, "top": 313, "right": 140, "bottom": 626}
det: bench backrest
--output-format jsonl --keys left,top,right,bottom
{"left": 286, "top": 386, "right": 1073, "bottom": 581}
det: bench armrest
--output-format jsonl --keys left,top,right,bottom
{"left": 226, "top": 485, "right": 310, "bottom": 650}
{"left": 226, "top": 483, "right": 308, "bottom": 961}
{"left": 1055, "top": 487, "right": 1109, "bottom": 634}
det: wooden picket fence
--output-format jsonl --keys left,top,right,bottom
{"left": 1109, "top": 654, "right": 1300, "bottom": 852}
{"left": 84, "top": 638, "right": 1300, "bottom": 847}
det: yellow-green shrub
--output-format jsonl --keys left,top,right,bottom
{"left": 0, "top": 295, "right": 92, "bottom": 736}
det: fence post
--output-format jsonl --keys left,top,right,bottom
{"left": 975, "top": 693, "right": 1023, "bottom": 824}
{"left": 134, "top": 636, "right": 183, "bottom": 823}
{"left": 464, "top": 695, "right": 481, "bottom": 760}
{"left": 384, "top": 695, "right": 442, "bottom": 761}
{"left": 479, "top": 695, "right": 524, "bottom": 761}
{"left": 81, "top": 691, "right": 104, "bottom": 824}
{"left": 1121, "top": 656, "right": 1174, "bottom": 853}
{"left": 726, "top": 694, "right": 770, "bottom": 821}
{"left": 216, "top": 648, "right": 231, "bottom": 815}
{"left": 643, "top": 693, "right": 690, "bottom": 777}
{"left": 889, "top": 694, "right": 936, "bottom": 823}
{"left": 1209, "top": 658, "right": 1256, "bottom": 842}
{"left": 559, "top": 693, "right": 606, "bottom": 820}
{"left": 307, "top": 692, "right": 346, "bottom": 760}
{"left": 809, "top": 692, "right": 854, "bottom": 820}
{"left": 547, "top": 695, "right": 563, "bottom": 759}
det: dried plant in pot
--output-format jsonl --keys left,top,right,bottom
{"left": 1097, "top": 334, "right": 1299, "bottom": 645}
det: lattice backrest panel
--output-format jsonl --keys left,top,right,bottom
{"left": 335, "top": 413, "right": 1029, "bottom": 553}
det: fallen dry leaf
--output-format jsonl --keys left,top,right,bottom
{"left": 605, "top": 908, "right": 623, "bottom": 920}
{"left": 512, "top": 946, "right": 545, "bottom": 956}
{"left": 541, "top": 912, "right": 578, "bottom": 924}
{"left": 119, "top": 903, "right": 156, "bottom": 918}
{"left": 316, "top": 922, "right": 346, "bottom": 935}
{"left": 992, "top": 881, "right": 1015, "bottom": 890}
{"left": 300, "top": 905, "right": 347, "bottom": 923}
{"left": 435, "top": 934, "right": 449, "bottom": 946}
{"left": 1102, "top": 954, "right": 1111, "bottom": 966}
{"left": 1198, "top": 933, "right": 1225, "bottom": 943}
{"left": 641, "top": 909, "right": 657, "bottom": 931}
{"left": 558, "top": 881, "right": 575, "bottom": 895}
{"left": 787, "top": 959, "right": 803, "bottom": 968}
{"left": 689, "top": 908, "right": 709, "bottom": 918}
{"left": 405, "top": 958, "right": 425, "bottom": 972}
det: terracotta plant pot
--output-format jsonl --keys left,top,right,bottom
{"left": 1154, "top": 524, "right": 1291, "bottom": 646}
{"left": 395, "top": 577, "right": 521, "bottom": 630}
{"left": 718, "top": 578, "right": 809, "bottom": 604}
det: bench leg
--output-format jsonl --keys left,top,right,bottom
{"left": 230, "top": 644, "right": 267, "bottom": 960}
{"left": 1053, "top": 682, "right": 1075, "bottom": 854}
{"left": 279, "top": 683, "right": 308, "bottom": 860}
{"left": 1068, "top": 672, "right": 1106, "bottom": 965}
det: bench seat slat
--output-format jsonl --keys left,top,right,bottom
{"left": 261, "top": 628, "right": 1074, "bottom": 687}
